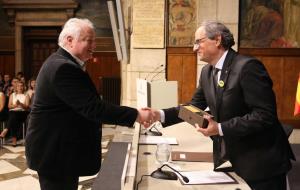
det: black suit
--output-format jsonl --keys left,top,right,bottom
{"left": 163, "top": 49, "right": 294, "bottom": 183}
{"left": 25, "top": 48, "right": 137, "bottom": 178}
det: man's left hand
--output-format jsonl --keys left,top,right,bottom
{"left": 195, "top": 115, "right": 219, "bottom": 136}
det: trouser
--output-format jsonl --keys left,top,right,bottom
{"left": 7, "top": 111, "right": 28, "bottom": 138}
{"left": 247, "top": 173, "right": 287, "bottom": 190}
{"left": 38, "top": 172, "right": 79, "bottom": 190}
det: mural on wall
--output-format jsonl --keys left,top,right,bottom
{"left": 168, "top": 0, "right": 196, "bottom": 47}
{"left": 75, "top": 0, "right": 112, "bottom": 37}
{"left": 240, "top": 0, "right": 300, "bottom": 48}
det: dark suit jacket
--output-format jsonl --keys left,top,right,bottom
{"left": 163, "top": 49, "right": 294, "bottom": 181}
{"left": 25, "top": 48, "right": 138, "bottom": 176}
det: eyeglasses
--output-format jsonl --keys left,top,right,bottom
{"left": 193, "top": 37, "right": 207, "bottom": 51}
{"left": 194, "top": 37, "right": 207, "bottom": 45}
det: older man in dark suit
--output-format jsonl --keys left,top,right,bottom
{"left": 25, "top": 18, "right": 152, "bottom": 190}
{"left": 152, "top": 21, "right": 294, "bottom": 190}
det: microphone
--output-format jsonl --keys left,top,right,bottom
{"left": 143, "top": 122, "right": 162, "bottom": 136}
{"left": 151, "top": 164, "right": 189, "bottom": 183}
{"left": 144, "top": 64, "right": 164, "bottom": 80}
{"left": 150, "top": 67, "right": 165, "bottom": 82}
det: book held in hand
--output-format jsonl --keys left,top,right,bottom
{"left": 178, "top": 105, "right": 213, "bottom": 128}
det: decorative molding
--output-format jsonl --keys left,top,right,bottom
{"left": 2, "top": 0, "right": 78, "bottom": 26}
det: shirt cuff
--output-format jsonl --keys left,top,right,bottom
{"left": 159, "top": 110, "right": 165, "bottom": 123}
{"left": 218, "top": 123, "right": 224, "bottom": 136}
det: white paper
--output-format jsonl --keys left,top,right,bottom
{"left": 179, "top": 170, "right": 235, "bottom": 185}
{"left": 102, "top": 149, "right": 108, "bottom": 154}
{"left": 79, "top": 173, "right": 98, "bottom": 182}
{"left": 139, "top": 136, "right": 178, "bottom": 145}
{"left": 179, "top": 154, "right": 186, "bottom": 159}
{"left": 101, "top": 140, "right": 109, "bottom": 148}
{"left": 136, "top": 79, "right": 149, "bottom": 108}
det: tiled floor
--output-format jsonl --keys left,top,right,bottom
{"left": 0, "top": 125, "right": 118, "bottom": 190}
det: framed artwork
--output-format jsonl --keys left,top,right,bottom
{"left": 132, "top": 0, "right": 165, "bottom": 48}
{"left": 239, "top": 0, "right": 300, "bottom": 48}
{"left": 168, "top": 0, "right": 196, "bottom": 47}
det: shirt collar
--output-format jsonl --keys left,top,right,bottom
{"left": 60, "top": 46, "right": 86, "bottom": 69}
{"left": 215, "top": 50, "right": 228, "bottom": 70}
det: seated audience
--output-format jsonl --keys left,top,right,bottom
{"left": 0, "top": 81, "right": 30, "bottom": 146}
{"left": 16, "top": 71, "right": 25, "bottom": 81}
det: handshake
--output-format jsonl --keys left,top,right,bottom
{"left": 136, "top": 108, "right": 161, "bottom": 128}
{"left": 135, "top": 107, "right": 220, "bottom": 137}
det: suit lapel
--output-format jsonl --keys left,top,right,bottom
{"left": 215, "top": 49, "right": 237, "bottom": 120}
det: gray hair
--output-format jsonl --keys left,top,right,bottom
{"left": 200, "top": 21, "right": 235, "bottom": 49}
{"left": 58, "top": 18, "right": 95, "bottom": 47}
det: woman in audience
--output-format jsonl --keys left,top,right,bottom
{"left": 0, "top": 81, "right": 30, "bottom": 146}
{"left": 26, "top": 78, "right": 36, "bottom": 101}
{"left": 9, "top": 77, "right": 19, "bottom": 95}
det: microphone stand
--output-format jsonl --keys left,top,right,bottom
{"left": 151, "top": 164, "right": 189, "bottom": 183}
{"left": 143, "top": 122, "right": 162, "bottom": 136}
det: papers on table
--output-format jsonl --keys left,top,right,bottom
{"left": 139, "top": 135, "right": 178, "bottom": 145}
{"left": 101, "top": 140, "right": 109, "bottom": 148}
{"left": 79, "top": 173, "right": 98, "bottom": 182}
{"left": 178, "top": 170, "right": 236, "bottom": 185}
{"left": 102, "top": 149, "right": 108, "bottom": 154}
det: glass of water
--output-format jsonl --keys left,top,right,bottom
{"left": 155, "top": 143, "right": 171, "bottom": 166}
